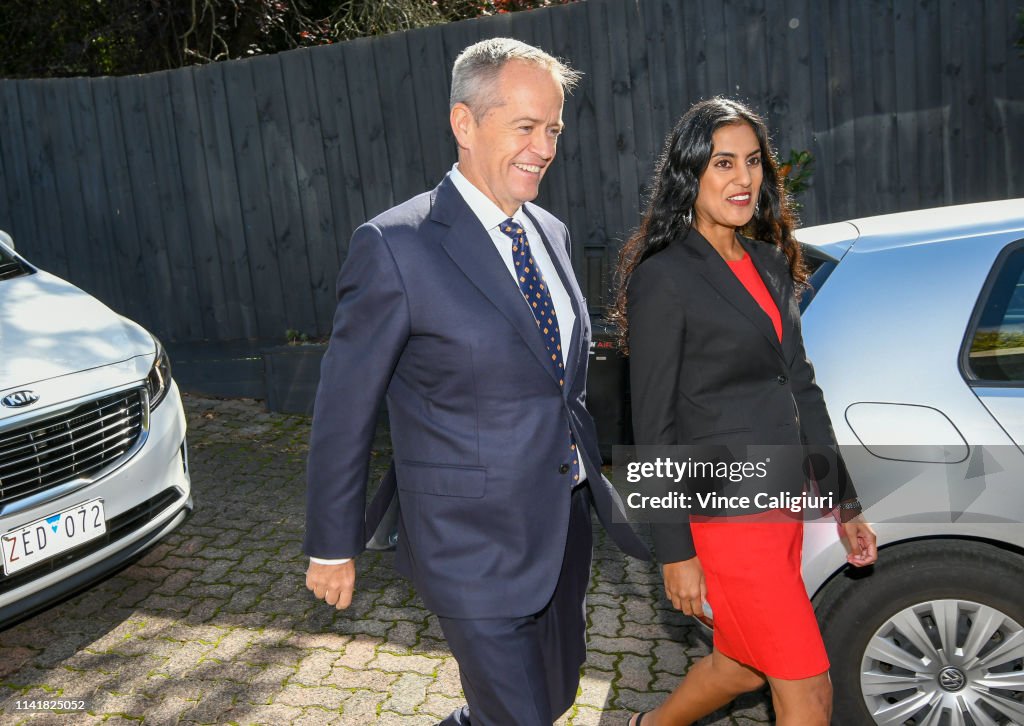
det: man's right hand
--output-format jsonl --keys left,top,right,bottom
{"left": 306, "top": 560, "right": 356, "bottom": 610}
{"left": 662, "top": 556, "right": 706, "bottom": 617}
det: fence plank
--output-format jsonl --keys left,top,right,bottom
{"left": 981, "top": 0, "right": 1008, "bottom": 200}
{"left": 91, "top": 79, "right": 149, "bottom": 325}
{"left": 803, "top": 0, "right": 832, "bottom": 222}
{"left": 192, "top": 62, "right": 259, "bottom": 339}
{"left": 373, "top": 32, "right": 428, "bottom": 205}
{"left": 222, "top": 58, "right": 289, "bottom": 339}
{"left": 280, "top": 48, "right": 340, "bottom": 336}
{"left": 341, "top": 37, "right": 394, "bottom": 222}
{"left": 546, "top": 1, "right": 590, "bottom": 267}
{"left": 116, "top": 74, "right": 182, "bottom": 337}
{"left": 917, "top": 0, "right": 947, "bottom": 208}
{"left": 167, "top": 67, "right": 230, "bottom": 340}
{"left": 48, "top": 78, "right": 108, "bottom": 302}
{"left": 605, "top": 0, "right": 642, "bottom": 247}
{"left": 18, "top": 80, "right": 69, "bottom": 277}
{"left": 623, "top": 0, "right": 654, "bottom": 207}
{"left": 893, "top": 0, "right": 922, "bottom": 211}
{"left": 309, "top": 43, "right": 365, "bottom": 268}
{"left": 0, "top": 83, "right": 34, "bottom": 247}
{"left": 67, "top": 79, "right": 124, "bottom": 309}
{"left": 143, "top": 72, "right": 205, "bottom": 340}
{"left": 584, "top": 0, "right": 624, "bottom": 256}
{"left": 406, "top": 25, "right": 456, "bottom": 190}
{"left": 251, "top": 54, "right": 320, "bottom": 339}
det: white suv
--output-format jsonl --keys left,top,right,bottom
{"left": 0, "top": 230, "right": 192, "bottom": 627}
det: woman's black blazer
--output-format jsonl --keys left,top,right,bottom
{"left": 626, "top": 227, "right": 854, "bottom": 562}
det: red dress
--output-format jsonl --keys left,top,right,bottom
{"left": 688, "top": 253, "right": 830, "bottom": 680}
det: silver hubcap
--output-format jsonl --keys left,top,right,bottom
{"left": 861, "top": 599, "right": 1024, "bottom": 725}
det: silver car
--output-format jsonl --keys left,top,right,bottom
{"left": 0, "top": 230, "right": 192, "bottom": 626}
{"left": 796, "top": 199, "right": 1024, "bottom": 725}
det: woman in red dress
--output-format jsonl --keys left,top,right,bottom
{"left": 613, "top": 97, "right": 878, "bottom": 725}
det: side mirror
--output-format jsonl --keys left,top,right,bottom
{"left": 0, "top": 229, "right": 13, "bottom": 251}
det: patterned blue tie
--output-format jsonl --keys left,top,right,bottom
{"left": 500, "top": 218, "right": 580, "bottom": 484}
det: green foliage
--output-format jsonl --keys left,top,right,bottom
{"left": 778, "top": 148, "right": 814, "bottom": 198}
{"left": 972, "top": 330, "right": 1024, "bottom": 352}
{"left": 0, "top": 0, "right": 578, "bottom": 78}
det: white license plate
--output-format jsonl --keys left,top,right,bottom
{"left": 2, "top": 499, "right": 106, "bottom": 576}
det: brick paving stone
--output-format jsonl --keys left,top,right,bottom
{"left": 326, "top": 667, "right": 398, "bottom": 691}
{"left": 587, "top": 604, "right": 621, "bottom": 638}
{"left": 228, "top": 702, "right": 304, "bottom": 725}
{"left": 335, "top": 690, "right": 386, "bottom": 725}
{"left": 587, "top": 634, "right": 654, "bottom": 656}
{"left": 582, "top": 649, "right": 617, "bottom": 671}
{"left": 576, "top": 669, "right": 614, "bottom": 709}
{"left": 144, "top": 695, "right": 201, "bottom": 725}
{"left": 369, "top": 652, "right": 440, "bottom": 676}
{"left": 275, "top": 685, "right": 349, "bottom": 710}
{"left": 652, "top": 672, "right": 683, "bottom": 693}
{"left": 419, "top": 692, "right": 464, "bottom": 718}
{"left": 617, "top": 653, "right": 654, "bottom": 693}
{"left": 180, "top": 692, "right": 241, "bottom": 724}
{"left": 425, "top": 658, "right": 461, "bottom": 697}
{"left": 380, "top": 621, "right": 419, "bottom": 651}
{"left": 380, "top": 673, "right": 431, "bottom": 715}
{"left": 293, "top": 649, "right": 340, "bottom": 686}
{"left": 0, "top": 647, "right": 36, "bottom": 679}
{"left": 333, "top": 635, "right": 378, "bottom": 670}
{"left": 572, "top": 705, "right": 629, "bottom": 725}
{"left": 375, "top": 713, "right": 437, "bottom": 726}
{"left": 614, "top": 687, "right": 670, "bottom": 714}
{"left": 282, "top": 631, "right": 351, "bottom": 651}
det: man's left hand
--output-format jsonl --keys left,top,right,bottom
{"left": 306, "top": 560, "right": 356, "bottom": 609}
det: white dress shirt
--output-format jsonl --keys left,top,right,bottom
{"left": 310, "top": 166, "right": 585, "bottom": 566}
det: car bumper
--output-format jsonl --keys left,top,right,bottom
{"left": 0, "top": 381, "right": 193, "bottom": 628}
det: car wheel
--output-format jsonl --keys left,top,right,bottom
{"left": 815, "top": 540, "right": 1024, "bottom": 726}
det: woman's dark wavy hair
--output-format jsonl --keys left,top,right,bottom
{"left": 611, "top": 96, "right": 805, "bottom": 353}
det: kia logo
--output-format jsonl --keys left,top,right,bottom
{"left": 1, "top": 390, "right": 39, "bottom": 408}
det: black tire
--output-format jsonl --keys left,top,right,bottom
{"left": 814, "top": 539, "right": 1024, "bottom": 726}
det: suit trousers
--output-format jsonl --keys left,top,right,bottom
{"left": 436, "top": 484, "right": 593, "bottom": 726}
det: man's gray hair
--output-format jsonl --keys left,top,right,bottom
{"left": 450, "top": 37, "right": 581, "bottom": 120}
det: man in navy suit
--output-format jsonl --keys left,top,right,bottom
{"left": 304, "top": 38, "right": 648, "bottom": 725}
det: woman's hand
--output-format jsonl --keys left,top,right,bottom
{"left": 841, "top": 515, "right": 878, "bottom": 567}
{"left": 662, "top": 556, "right": 706, "bottom": 616}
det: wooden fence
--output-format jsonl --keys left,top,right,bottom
{"left": 1, "top": 0, "right": 1021, "bottom": 344}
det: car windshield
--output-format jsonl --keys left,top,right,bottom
{"left": 0, "top": 244, "right": 32, "bottom": 281}
{"left": 799, "top": 245, "right": 837, "bottom": 314}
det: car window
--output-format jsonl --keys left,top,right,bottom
{"left": 0, "top": 244, "right": 32, "bottom": 281}
{"left": 967, "top": 243, "right": 1024, "bottom": 382}
{"left": 798, "top": 245, "right": 837, "bottom": 314}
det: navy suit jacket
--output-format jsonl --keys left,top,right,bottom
{"left": 305, "top": 175, "right": 648, "bottom": 619}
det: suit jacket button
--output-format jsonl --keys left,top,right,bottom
{"left": 559, "top": 463, "right": 570, "bottom": 474}
{"left": 777, "top": 374, "right": 788, "bottom": 385}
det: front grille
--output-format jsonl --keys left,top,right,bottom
{"left": 0, "top": 389, "right": 145, "bottom": 507}
{"left": 0, "top": 487, "right": 184, "bottom": 594}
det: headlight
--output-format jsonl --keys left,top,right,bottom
{"left": 146, "top": 337, "right": 172, "bottom": 409}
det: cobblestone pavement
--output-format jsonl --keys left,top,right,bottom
{"left": 0, "top": 394, "right": 772, "bottom": 725}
